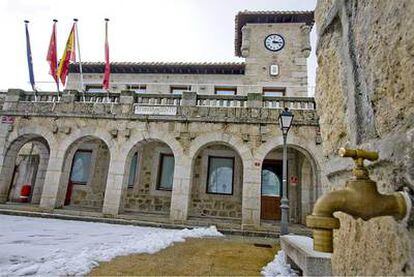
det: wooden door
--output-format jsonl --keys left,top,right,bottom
{"left": 261, "top": 160, "right": 283, "bottom": 220}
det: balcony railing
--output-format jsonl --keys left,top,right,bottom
{"left": 263, "top": 96, "right": 316, "bottom": 110}
{"left": 196, "top": 94, "right": 247, "bottom": 107}
{"left": 74, "top": 92, "right": 120, "bottom": 103}
{"left": 134, "top": 93, "right": 181, "bottom": 106}
{"left": 1, "top": 89, "right": 318, "bottom": 125}
{"left": 4, "top": 89, "right": 317, "bottom": 110}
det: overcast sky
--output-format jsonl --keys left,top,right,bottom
{"left": 0, "top": 0, "right": 317, "bottom": 93}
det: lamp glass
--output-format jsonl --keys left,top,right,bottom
{"left": 278, "top": 109, "right": 294, "bottom": 134}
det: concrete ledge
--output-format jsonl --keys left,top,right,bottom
{"left": 281, "top": 235, "right": 332, "bottom": 276}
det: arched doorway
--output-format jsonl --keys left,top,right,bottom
{"left": 120, "top": 140, "right": 175, "bottom": 216}
{"left": 260, "top": 145, "right": 318, "bottom": 224}
{"left": 189, "top": 143, "right": 243, "bottom": 220}
{"left": 55, "top": 136, "right": 110, "bottom": 211}
{"left": 0, "top": 135, "right": 50, "bottom": 205}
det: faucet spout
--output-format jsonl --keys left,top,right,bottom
{"left": 306, "top": 148, "right": 409, "bottom": 253}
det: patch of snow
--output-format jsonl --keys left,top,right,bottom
{"left": 261, "top": 250, "right": 299, "bottom": 277}
{"left": 0, "top": 215, "right": 223, "bottom": 276}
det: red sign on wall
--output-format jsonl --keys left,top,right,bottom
{"left": 1, "top": 116, "right": 14, "bottom": 124}
{"left": 290, "top": 176, "right": 299, "bottom": 185}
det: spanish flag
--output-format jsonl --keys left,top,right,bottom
{"left": 57, "top": 24, "right": 76, "bottom": 86}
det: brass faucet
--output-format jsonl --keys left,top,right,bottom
{"left": 306, "top": 148, "right": 409, "bottom": 253}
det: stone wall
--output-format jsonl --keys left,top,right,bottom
{"left": 70, "top": 140, "right": 109, "bottom": 210}
{"left": 189, "top": 145, "right": 243, "bottom": 219}
{"left": 123, "top": 141, "right": 172, "bottom": 214}
{"left": 315, "top": 0, "right": 414, "bottom": 275}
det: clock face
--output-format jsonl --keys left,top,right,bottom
{"left": 264, "top": 34, "right": 285, "bottom": 52}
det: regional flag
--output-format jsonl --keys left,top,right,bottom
{"left": 24, "top": 20, "right": 36, "bottom": 91}
{"left": 102, "top": 19, "right": 110, "bottom": 90}
{"left": 47, "top": 20, "right": 58, "bottom": 86}
{"left": 57, "top": 24, "right": 76, "bottom": 86}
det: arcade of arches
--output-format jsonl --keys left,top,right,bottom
{"left": 0, "top": 132, "right": 320, "bottom": 227}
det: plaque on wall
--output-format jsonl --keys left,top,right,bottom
{"left": 134, "top": 105, "right": 177, "bottom": 115}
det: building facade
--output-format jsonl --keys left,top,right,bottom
{"left": 0, "top": 11, "right": 322, "bottom": 230}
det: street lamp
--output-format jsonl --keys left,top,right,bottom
{"left": 278, "top": 107, "right": 294, "bottom": 235}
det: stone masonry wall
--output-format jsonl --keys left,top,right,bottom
{"left": 315, "top": 0, "right": 414, "bottom": 275}
{"left": 70, "top": 140, "right": 109, "bottom": 210}
{"left": 189, "top": 145, "right": 243, "bottom": 219}
{"left": 123, "top": 141, "right": 172, "bottom": 214}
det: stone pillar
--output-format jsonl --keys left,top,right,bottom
{"left": 39, "top": 148, "right": 65, "bottom": 210}
{"left": 242, "top": 162, "right": 262, "bottom": 229}
{"left": 3, "top": 89, "right": 23, "bottom": 111}
{"left": 170, "top": 156, "right": 192, "bottom": 222}
{"left": 247, "top": 93, "right": 263, "bottom": 108}
{"left": 120, "top": 90, "right": 134, "bottom": 104}
{"left": 61, "top": 94, "right": 75, "bottom": 103}
{"left": 102, "top": 151, "right": 126, "bottom": 216}
{"left": 181, "top": 91, "right": 197, "bottom": 106}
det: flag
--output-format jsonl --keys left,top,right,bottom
{"left": 24, "top": 20, "right": 35, "bottom": 91}
{"left": 57, "top": 24, "right": 76, "bottom": 86}
{"left": 102, "top": 18, "right": 110, "bottom": 90}
{"left": 47, "top": 20, "right": 59, "bottom": 89}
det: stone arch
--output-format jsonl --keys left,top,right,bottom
{"left": 55, "top": 133, "right": 111, "bottom": 210}
{"left": 189, "top": 132, "right": 253, "bottom": 165}
{"left": 119, "top": 134, "right": 181, "bottom": 215}
{"left": 187, "top": 133, "right": 252, "bottom": 220}
{"left": 0, "top": 133, "right": 50, "bottom": 205}
{"left": 255, "top": 135, "right": 322, "bottom": 224}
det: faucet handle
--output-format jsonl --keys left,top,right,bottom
{"left": 338, "top": 148, "right": 379, "bottom": 161}
{"left": 338, "top": 148, "right": 378, "bottom": 179}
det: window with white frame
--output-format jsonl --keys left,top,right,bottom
{"left": 128, "top": 152, "right": 139, "bottom": 189}
{"left": 214, "top": 87, "right": 237, "bottom": 95}
{"left": 263, "top": 87, "right": 286, "bottom": 97}
{"left": 85, "top": 84, "right": 106, "bottom": 93}
{"left": 157, "top": 154, "right": 175, "bottom": 190}
{"left": 207, "top": 156, "right": 234, "bottom": 195}
{"left": 70, "top": 150, "right": 92, "bottom": 185}
{"left": 170, "top": 86, "right": 191, "bottom": 95}
{"left": 126, "top": 84, "right": 146, "bottom": 93}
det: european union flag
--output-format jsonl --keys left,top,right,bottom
{"left": 24, "top": 20, "right": 35, "bottom": 91}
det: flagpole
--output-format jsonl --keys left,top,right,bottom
{"left": 73, "top": 18, "right": 85, "bottom": 102}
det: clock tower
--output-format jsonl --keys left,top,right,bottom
{"left": 235, "top": 11, "right": 314, "bottom": 97}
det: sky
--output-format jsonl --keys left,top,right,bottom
{"left": 0, "top": 0, "right": 317, "bottom": 93}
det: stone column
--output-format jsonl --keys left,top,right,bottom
{"left": 247, "top": 93, "right": 263, "bottom": 108}
{"left": 181, "top": 91, "right": 197, "bottom": 106}
{"left": 102, "top": 151, "right": 126, "bottom": 216}
{"left": 241, "top": 162, "right": 262, "bottom": 229}
{"left": 170, "top": 156, "right": 192, "bottom": 222}
{"left": 39, "top": 148, "right": 65, "bottom": 210}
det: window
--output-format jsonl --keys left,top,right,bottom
{"left": 157, "top": 154, "right": 175, "bottom": 190}
{"left": 128, "top": 152, "right": 139, "bottom": 189}
{"left": 207, "top": 156, "right": 234, "bottom": 195}
{"left": 70, "top": 150, "right": 92, "bottom": 185}
{"left": 126, "top": 85, "right": 146, "bottom": 93}
{"left": 261, "top": 169, "right": 281, "bottom": 196}
{"left": 170, "top": 86, "right": 191, "bottom": 95}
{"left": 263, "top": 87, "right": 286, "bottom": 97}
{"left": 85, "top": 85, "right": 105, "bottom": 93}
{"left": 214, "top": 87, "right": 237, "bottom": 95}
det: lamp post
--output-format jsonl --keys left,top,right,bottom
{"left": 278, "top": 107, "right": 294, "bottom": 235}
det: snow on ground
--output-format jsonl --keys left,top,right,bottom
{"left": 261, "top": 250, "right": 299, "bottom": 277}
{"left": 0, "top": 215, "right": 223, "bottom": 276}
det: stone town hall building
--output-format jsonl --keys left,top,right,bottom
{"left": 0, "top": 11, "right": 321, "bottom": 231}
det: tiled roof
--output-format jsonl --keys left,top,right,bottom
{"left": 69, "top": 62, "right": 245, "bottom": 75}
{"left": 234, "top": 10, "right": 314, "bottom": 56}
